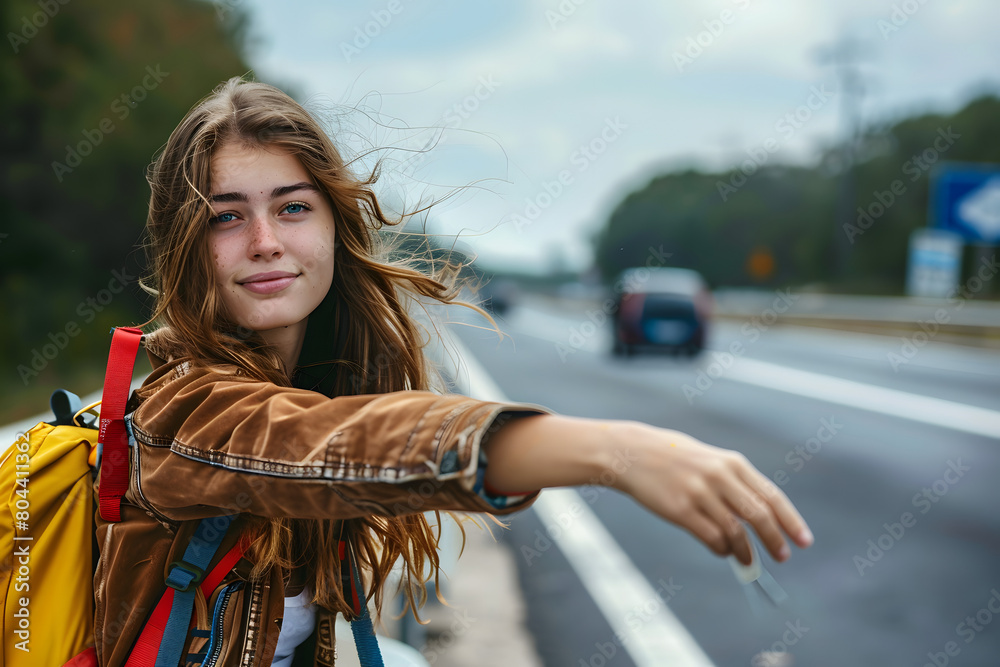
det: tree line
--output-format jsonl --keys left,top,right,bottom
{"left": 592, "top": 94, "right": 1000, "bottom": 294}
{"left": 1, "top": 0, "right": 261, "bottom": 419}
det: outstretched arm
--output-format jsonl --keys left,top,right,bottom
{"left": 482, "top": 414, "right": 814, "bottom": 566}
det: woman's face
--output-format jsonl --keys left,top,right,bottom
{"left": 208, "top": 141, "right": 336, "bottom": 341}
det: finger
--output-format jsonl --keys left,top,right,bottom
{"left": 703, "top": 453, "right": 790, "bottom": 562}
{"left": 682, "top": 510, "right": 732, "bottom": 559}
{"left": 728, "top": 488, "right": 790, "bottom": 563}
{"left": 697, "top": 491, "right": 754, "bottom": 565}
{"left": 738, "top": 465, "right": 814, "bottom": 549}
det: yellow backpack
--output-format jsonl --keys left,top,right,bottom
{"left": 1, "top": 391, "right": 101, "bottom": 666}
{"left": 1, "top": 327, "right": 248, "bottom": 667}
{"left": 1, "top": 326, "right": 144, "bottom": 666}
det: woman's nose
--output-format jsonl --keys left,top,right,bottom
{"left": 247, "top": 217, "right": 284, "bottom": 259}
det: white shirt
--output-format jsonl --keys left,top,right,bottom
{"left": 271, "top": 587, "right": 318, "bottom": 667}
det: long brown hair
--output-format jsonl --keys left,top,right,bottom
{"left": 140, "top": 75, "right": 495, "bottom": 619}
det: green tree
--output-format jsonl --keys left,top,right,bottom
{"left": 0, "top": 0, "right": 278, "bottom": 420}
{"left": 593, "top": 94, "right": 1000, "bottom": 294}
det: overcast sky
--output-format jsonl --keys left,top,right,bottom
{"left": 237, "top": 0, "right": 1000, "bottom": 274}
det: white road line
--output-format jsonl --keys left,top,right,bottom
{"left": 725, "top": 357, "right": 1000, "bottom": 440}
{"left": 534, "top": 488, "right": 716, "bottom": 666}
{"left": 445, "top": 331, "right": 716, "bottom": 667}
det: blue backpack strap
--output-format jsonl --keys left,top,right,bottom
{"left": 343, "top": 539, "right": 385, "bottom": 667}
{"left": 155, "top": 514, "right": 237, "bottom": 667}
{"left": 349, "top": 595, "right": 384, "bottom": 666}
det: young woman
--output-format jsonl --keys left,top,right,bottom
{"left": 93, "top": 76, "right": 813, "bottom": 667}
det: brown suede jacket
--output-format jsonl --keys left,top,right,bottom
{"left": 93, "top": 329, "right": 551, "bottom": 666}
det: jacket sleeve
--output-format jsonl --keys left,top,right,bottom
{"left": 124, "top": 362, "right": 554, "bottom": 522}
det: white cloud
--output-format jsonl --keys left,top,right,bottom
{"left": 238, "top": 0, "right": 1000, "bottom": 272}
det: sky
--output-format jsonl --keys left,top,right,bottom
{"left": 235, "top": 0, "right": 1000, "bottom": 274}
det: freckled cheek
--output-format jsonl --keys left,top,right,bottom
{"left": 209, "top": 241, "right": 239, "bottom": 285}
{"left": 295, "top": 235, "right": 336, "bottom": 271}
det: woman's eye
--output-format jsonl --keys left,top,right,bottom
{"left": 283, "top": 202, "right": 310, "bottom": 215}
{"left": 211, "top": 212, "right": 238, "bottom": 225}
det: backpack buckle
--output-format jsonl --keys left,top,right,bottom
{"left": 165, "top": 561, "right": 205, "bottom": 592}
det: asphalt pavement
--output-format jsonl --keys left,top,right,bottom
{"left": 443, "top": 294, "right": 1000, "bottom": 666}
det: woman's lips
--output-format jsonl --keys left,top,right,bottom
{"left": 239, "top": 273, "right": 298, "bottom": 294}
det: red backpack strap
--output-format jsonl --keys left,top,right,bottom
{"left": 64, "top": 646, "right": 97, "bottom": 666}
{"left": 98, "top": 326, "right": 144, "bottom": 523}
{"left": 125, "top": 535, "right": 246, "bottom": 667}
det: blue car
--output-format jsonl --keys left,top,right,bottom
{"left": 612, "top": 267, "right": 712, "bottom": 357}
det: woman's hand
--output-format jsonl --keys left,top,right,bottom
{"left": 482, "top": 414, "right": 813, "bottom": 566}
{"left": 605, "top": 421, "right": 813, "bottom": 566}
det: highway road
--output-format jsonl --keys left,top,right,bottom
{"left": 451, "top": 296, "right": 1000, "bottom": 667}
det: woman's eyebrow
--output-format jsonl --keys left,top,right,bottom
{"left": 271, "top": 182, "right": 320, "bottom": 199}
{"left": 209, "top": 182, "right": 320, "bottom": 203}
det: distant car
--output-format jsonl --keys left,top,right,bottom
{"left": 478, "top": 278, "right": 517, "bottom": 316}
{"left": 611, "top": 267, "right": 712, "bottom": 357}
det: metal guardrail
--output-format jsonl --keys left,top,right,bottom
{"left": 710, "top": 290, "right": 1000, "bottom": 347}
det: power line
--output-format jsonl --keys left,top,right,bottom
{"left": 817, "top": 36, "right": 870, "bottom": 284}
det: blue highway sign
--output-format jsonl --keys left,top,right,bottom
{"left": 931, "top": 162, "right": 1000, "bottom": 244}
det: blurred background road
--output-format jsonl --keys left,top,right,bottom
{"left": 449, "top": 294, "right": 1000, "bottom": 666}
